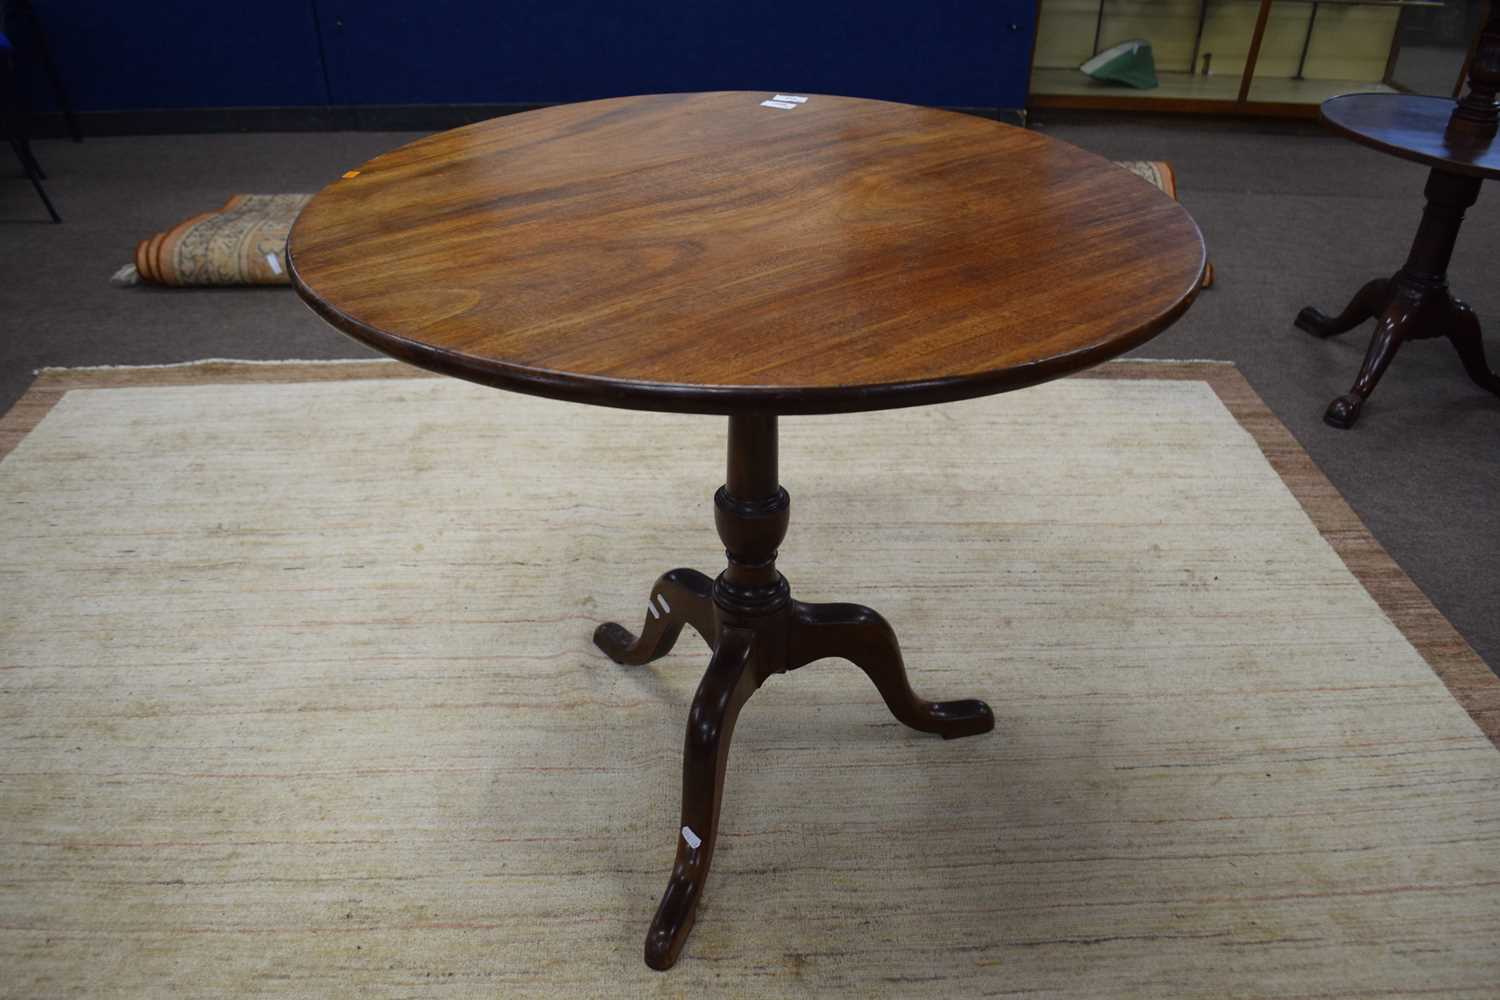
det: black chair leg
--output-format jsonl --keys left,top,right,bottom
{"left": 16, "top": 133, "right": 43, "bottom": 177}
{"left": 9, "top": 133, "right": 60, "bottom": 222}
{"left": 1, "top": 32, "right": 62, "bottom": 222}
{"left": 13, "top": 0, "right": 79, "bottom": 141}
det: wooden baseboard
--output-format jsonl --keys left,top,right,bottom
{"left": 1027, "top": 93, "right": 1322, "bottom": 118}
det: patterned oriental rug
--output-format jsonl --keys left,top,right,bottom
{"left": 1, "top": 360, "right": 1494, "bottom": 997}
{"left": 112, "top": 163, "right": 1212, "bottom": 288}
{"left": 117, "top": 194, "right": 313, "bottom": 287}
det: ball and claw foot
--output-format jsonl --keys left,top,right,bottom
{"left": 1324, "top": 392, "right": 1364, "bottom": 429}
{"left": 1300, "top": 276, "right": 1395, "bottom": 429}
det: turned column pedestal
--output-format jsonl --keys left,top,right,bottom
{"left": 594, "top": 415, "right": 994, "bottom": 969}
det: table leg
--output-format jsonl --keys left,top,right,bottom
{"left": 786, "top": 602, "right": 994, "bottom": 738}
{"left": 594, "top": 568, "right": 717, "bottom": 663}
{"left": 1448, "top": 301, "right": 1500, "bottom": 398}
{"left": 1295, "top": 277, "right": 1389, "bottom": 338}
{"left": 594, "top": 413, "right": 995, "bottom": 970}
{"left": 1324, "top": 298, "right": 1408, "bottom": 428}
{"left": 1297, "top": 168, "right": 1492, "bottom": 428}
{"left": 643, "top": 626, "right": 758, "bottom": 970}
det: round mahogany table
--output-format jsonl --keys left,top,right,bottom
{"left": 288, "top": 91, "right": 1206, "bottom": 971}
{"left": 1297, "top": 93, "right": 1500, "bottom": 427}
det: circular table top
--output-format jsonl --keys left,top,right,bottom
{"left": 1320, "top": 93, "right": 1500, "bottom": 180}
{"left": 288, "top": 92, "right": 1206, "bottom": 415}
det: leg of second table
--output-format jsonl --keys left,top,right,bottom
{"left": 1296, "top": 276, "right": 1391, "bottom": 338}
{"left": 1448, "top": 301, "right": 1500, "bottom": 398}
{"left": 1315, "top": 168, "right": 1484, "bottom": 428}
{"left": 1325, "top": 299, "right": 1409, "bottom": 429}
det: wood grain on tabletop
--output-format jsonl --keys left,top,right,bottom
{"left": 1321, "top": 93, "right": 1500, "bottom": 180}
{"left": 289, "top": 92, "right": 1206, "bottom": 414}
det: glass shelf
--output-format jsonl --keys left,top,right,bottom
{"left": 1029, "top": 0, "right": 1460, "bottom": 114}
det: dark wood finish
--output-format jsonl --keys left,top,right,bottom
{"left": 1300, "top": 24, "right": 1500, "bottom": 426}
{"left": 1239, "top": 0, "right": 1276, "bottom": 103}
{"left": 1320, "top": 93, "right": 1500, "bottom": 179}
{"left": 595, "top": 415, "right": 994, "bottom": 969}
{"left": 1297, "top": 170, "right": 1498, "bottom": 426}
{"left": 592, "top": 568, "right": 717, "bottom": 665}
{"left": 786, "top": 602, "right": 994, "bottom": 736}
{"left": 288, "top": 92, "right": 1204, "bottom": 416}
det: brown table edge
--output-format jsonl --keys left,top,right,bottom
{"left": 284, "top": 237, "right": 1207, "bottom": 417}
{"left": 4, "top": 357, "right": 1495, "bottom": 748}
{"left": 1318, "top": 93, "right": 1500, "bottom": 180}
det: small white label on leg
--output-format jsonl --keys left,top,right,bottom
{"left": 647, "top": 602, "right": 660, "bottom": 620}
{"left": 681, "top": 825, "right": 702, "bottom": 850}
{"left": 656, "top": 593, "right": 671, "bottom": 615}
{"left": 265, "top": 252, "right": 283, "bottom": 275}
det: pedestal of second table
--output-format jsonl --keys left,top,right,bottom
{"left": 1296, "top": 168, "right": 1500, "bottom": 428}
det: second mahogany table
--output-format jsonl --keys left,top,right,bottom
{"left": 287, "top": 92, "right": 1206, "bottom": 970}
{"left": 1297, "top": 92, "right": 1500, "bottom": 427}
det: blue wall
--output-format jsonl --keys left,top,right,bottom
{"left": 15, "top": 1, "right": 1034, "bottom": 114}
{"left": 12, "top": 1, "right": 330, "bottom": 110}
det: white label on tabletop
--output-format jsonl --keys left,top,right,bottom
{"left": 772, "top": 94, "right": 808, "bottom": 103}
{"left": 760, "top": 100, "right": 797, "bottom": 110}
{"left": 681, "top": 826, "right": 703, "bottom": 850}
{"left": 265, "top": 253, "right": 283, "bottom": 275}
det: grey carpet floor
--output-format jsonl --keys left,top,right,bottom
{"left": 1, "top": 114, "right": 1496, "bottom": 673}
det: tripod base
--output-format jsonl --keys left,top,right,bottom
{"left": 596, "top": 573, "right": 993, "bottom": 970}
{"left": 1297, "top": 169, "right": 1498, "bottom": 428}
{"left": 592, "top": 414, "right": 993, "bottom": 970}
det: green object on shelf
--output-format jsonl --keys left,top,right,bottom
{"left": 1080, "top": 39, "right": 1159, "bottom": 90}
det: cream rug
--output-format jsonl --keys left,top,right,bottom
{"left": 1, "top": 360, "right": 1496, "bottom": 998}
